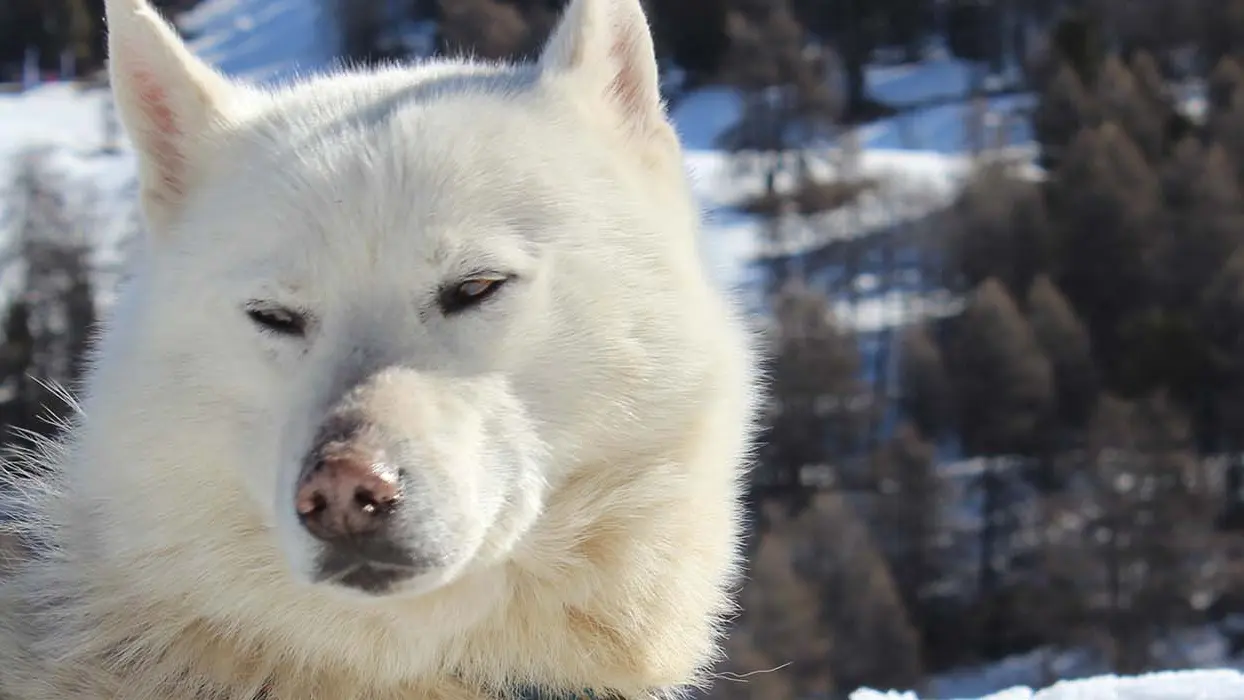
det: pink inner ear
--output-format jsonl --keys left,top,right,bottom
{"left": 132, "top": 69, "right": 186, "bottom": 200}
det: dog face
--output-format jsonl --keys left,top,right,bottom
{"left": 99, "top": 0, "right": 701, "bottom": 599}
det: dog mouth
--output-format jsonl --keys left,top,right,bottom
{"left": 315, "top": 559, "right": 424, "bottom": 595}
{"left": 312, "top": 541, "right": 454, "bottom": 596}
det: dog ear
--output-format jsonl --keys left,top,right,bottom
{"left": 538, "top": 0, "right": 676, "bottom": 155}
{"left": 105, "top": 0, "right": 237, "bottom": 234}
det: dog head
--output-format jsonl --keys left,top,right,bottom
{"left": 95, "top": 0, "right": 715, "bottom": 601}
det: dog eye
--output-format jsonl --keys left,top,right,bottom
{"left": 440, "top": 275, "right": 509, "bottom": 314}
{"left": 245, "top": 303, "right": 308, "bottom": 337}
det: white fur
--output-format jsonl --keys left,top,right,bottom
{"left": 0, "top": 0, "right": 762, "bottom": 698}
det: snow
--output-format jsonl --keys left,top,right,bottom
{"left": 669, "top": 87, "right": 746, "bottom": 152}
{"left": 178, "top": 0, "right": 335, "bottom": 82}
{"left": 861, "top": 93, "right": 1035, "bottom": 154}
{"left": 0, "top": 0, "right": 338, "bottom": 298}
{"left": 0, "top": 86, "right": 138, "bottom": 276}
{"left": 868, "top": 56, "right": 983, "bottom": 106}
{"left": 862, "top": 54, "right": 1035, "bottom": 154}
{"left": 670, "top": 48, "right": 1042, "bottom": 326}
{"left": 853, "top": 669, "right": 1244, "bottom": 700}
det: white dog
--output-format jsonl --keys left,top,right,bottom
{"left": 0, "top": 0, "right": 761, "bottom": 697}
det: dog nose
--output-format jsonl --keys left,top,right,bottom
{"left": 295, "top": 455, "right": 403, "bottom": 541}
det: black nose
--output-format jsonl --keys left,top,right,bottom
{"left": 295, "top": 454, "right": 402, "bottom": 541}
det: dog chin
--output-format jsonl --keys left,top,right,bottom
{"left": 301, "top": 550, "right": 468, "bottom": 601}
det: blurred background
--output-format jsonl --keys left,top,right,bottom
{"left": 4, "top": 0, "right": 1244, "bottom": 697}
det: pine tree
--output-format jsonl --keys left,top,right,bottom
{"left": 1094, "top": 55, "right": 1166, "bottom": 164}
{"left": 1033, "top": 64, "right": 1095, "bottom": 173}
{"left": 718, "top": 1, "right": 841, "bottom": 204}
{"left": 717, "top": 492, "right": 925, "bottom": 698}
{"left": 1075, "top": 394, "right": 1212, "bottom": 673}
{"left": 1087, "top": 139, "right": 1244, "bottom": 432}
{"left": 1050, "top": 123, "right": 1163, "bottom": 389}
{"left": 897, "top": 324, "right": 953, "bottom": 442}
{"left": 720, "top": 515, "right": 834, "bottom": 700}
{"left": 1209, "top": 56, "right": 1244, "bottom": 116}
{"left": 1024, "top": 274, "right": 1098, "bottom": 490}
{"left": 756, "top": 282, "right": 869, "bottom": 515}
{"left": 1027, "top": 275, "right": 1099, "bottom": 435}
{"left": 795, "top": 491, "right": 925, "bottom": 695}
{"left": 1048, "top": 9, "right": 1107, "bottom": 87}
{"left": 1104, "top": 0, "right": 1197, "bottom": 59}
{"left": 788, "top": 0, "right": 891, "bottom": 122}
{"left": 952, "top": 278, "right": 1054, "bottom": 459}
{"left": 1161, "top": 139, "right": 1244, "bottom": 328}
{"left": 948, "top": 278, "right": 1053, "bottom": 639}
{"left": 948, "top": 162, "right": 1054, "bottom": 300}
{"left": 870, "top": 422, "right": 942, "bottom": 624}
{"left": 1203, "top": 250, "right": 1244, "bottom": 524}
{"left": 1209, "top": 57, "right": 1244, "bottom": 187}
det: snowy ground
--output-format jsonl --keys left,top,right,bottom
{"left": 921, "top": 627, "right": 1244, "bottom": 700}
{"left": 856, "top": 669, "right": 1244, "bottom": 700}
